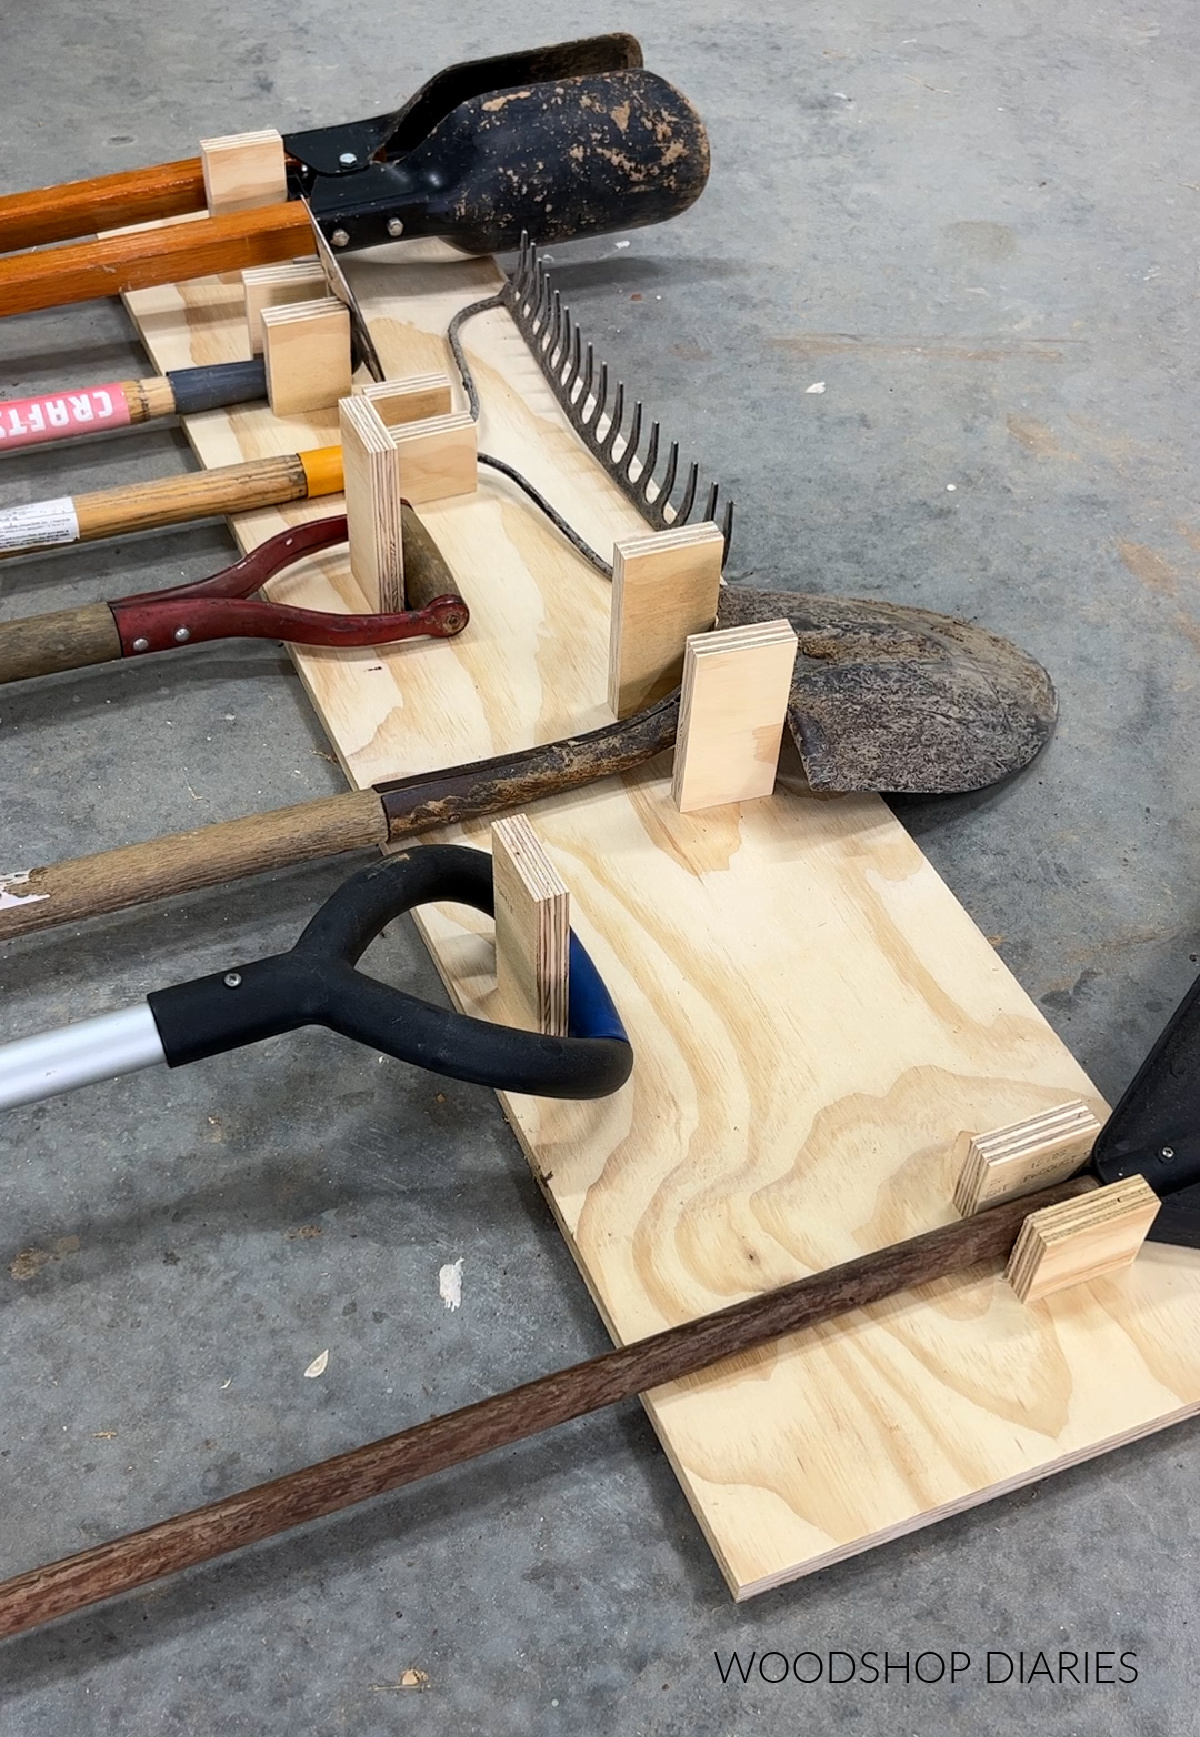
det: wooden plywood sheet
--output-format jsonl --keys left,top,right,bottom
{"left": 124, "top": 246, "right": 1200, "bottom": 1598}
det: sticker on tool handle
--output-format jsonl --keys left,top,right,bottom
{"left": 0, "top": 386, "right": 130, "bottom": 450}
{"left": 0, "top": 496, "right": 80, "bottom": 552}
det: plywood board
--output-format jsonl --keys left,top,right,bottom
{"left": 123, "top": 245, "right": 1200, "bottom": 1598}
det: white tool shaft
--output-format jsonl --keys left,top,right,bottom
{"left": 0, "top": 1003, "right": 164, "bottom": 1110}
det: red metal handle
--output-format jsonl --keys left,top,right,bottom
{"left": 112, "top": 592, "right": 468, "bottom": 657}
{"left": 109, "top": 513, "right": 468, "bottom": 654}
{"left": 116, "top": 516, "right": 351, "bottom": 606}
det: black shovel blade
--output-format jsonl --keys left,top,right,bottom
{"left": 715, "top": 586, "right": 1057, "bottom": 794}
{"left": 307, "top": 70, "right": 710, "bottom": 255}
{"left": 284, "top": 35, "right": 643, "bottom": 175}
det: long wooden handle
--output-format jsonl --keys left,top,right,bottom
{"left": 0, "top": 792, "right": 387, "bottom": 937}
{"left": 73, "top": 453, "right": 315, "bottom": 545}
{"left": 0, "top": 201, "right": 312, "bottom": 318}
{"left": 400, "top": 503, "right": 458, "bottom": 607}
{"left": 0, "top": 602, "right": 120, "bottom": 684}
{"left": 0, "top": 158, "right": 207, "bottom": 253}
{"left": 0, "top": 694, "right": 679, "bottom": 942}
{"left": 0, "top": 1177, "right": 1096, "bottom": 1640}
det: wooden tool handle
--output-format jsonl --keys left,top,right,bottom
{"left": 0, "top": 602, "right": 120, "bottom": 685}
{"left": 0, "top": 201, "right": 313, "bottom": 318}
{"left": 0, "top": 792, "right": 387, "bottom": 941}
{"left": 73, "top": 453, "right": 312, "bottom": 545}
{"left": 400, "top": 503, "right": 459, "bottom": 609}
{"left": 0, "top": 158, "right": 207, "bottom": 253}
{"left": 0, "top": 1176, "right": 1096, "bottom": 1639}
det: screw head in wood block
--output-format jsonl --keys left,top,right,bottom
{"left": 1006, "top": 1176, "right": 1160, "bottom": 1304}
{"left": 953, "top": 1099, "right": 1103, "bottom": 1216}
{"left": 200, "top": 129, "right": 288, "bottom": 215}
{"left": 261, "top": 298, "right": 352, "bottom": 417}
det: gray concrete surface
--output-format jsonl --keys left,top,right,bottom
{"left": 2, "top": 2, "right": 1199, "bottom": 1732}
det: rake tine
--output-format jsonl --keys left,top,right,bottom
{"left": 720, "top": 500, "right": 734, "bottom": 564}
{"left": 603, "top": 382, "right": 625, "bottom": 461}
{"left": 659, "top": 441, "right": 679, "bottom": 511}
{"left": 621, "top": 401, "right": 644, "bottom": 481}
{"left": 594, "top": 361, "right": 609, "bottom": 432}
{"left": 639, "top": 421, "right": 661, "bottom": 504}
{"left": 500, "top": 239, "right": 732, "bottom": 567}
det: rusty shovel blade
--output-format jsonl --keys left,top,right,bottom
{"left": 715, "top": 586, "right": 1057, "bottom": 794}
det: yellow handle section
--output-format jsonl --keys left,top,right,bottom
{"left": 299, "top": 446, "right": 345, "bottom": 499}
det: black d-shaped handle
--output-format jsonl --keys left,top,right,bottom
{"left": 147, "top": 847, "right": 632, "bottom": 1100}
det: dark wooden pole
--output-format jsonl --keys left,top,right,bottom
{"left": 0, "top": 1176, "right": 1095, "bottom": 1642}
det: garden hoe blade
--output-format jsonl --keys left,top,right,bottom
{"left": 716, "top": 586, "right": 1057, "bottom": 794}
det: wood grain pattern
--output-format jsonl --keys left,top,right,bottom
{"left": 361, "top": 373, "right": 454, "bottom": 427}
{"left": 492, "top": 814, "right": 570, "bottom": 1036}
{"left": 339, "top": 394, "right": 404, "bottom": 612}
{"left": 954, "top": 1100, "right": 1102, "bottom": 1215}
{"left": 261, "top": 297, "right": 351, "bottom": 416}
{"left": 71, "top": 453, "right": 310, "bottom": 545}
{"left": 1007, "top": 1177, "right": 1160, "bottom": 1302}
{"left": 0, "top": 601, "right": 120, "bottom": 685}
{"left": 0, "top": 158, "right": 206, "bottom": 251}
{"left": 0, "top": 202, "right": 313, "bottom": 318}
{"left": 0, "top": 1176, "right": 1096, "bottom": 1640}
{"left": 671, "top": 619, "right": 798, "bottom": 811}
{"left": 608, "top": 522, "right": 724, "bottom": 718}
{"left": 122, "top": 247, "right": 1200, "bottom": 1598}
{"left": 199, "top": 130, "right": 287, "bottom": 215}
{"left": 0, "top": 792, "right": 388, "bottom": 933}
{"left": 392, "top": 411, "right": 478, "bottom": 506}
{"left": 243, "top": 260, "right": 326, "bottom": 352}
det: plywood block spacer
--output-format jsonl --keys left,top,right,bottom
{"left": 391, "top": 411, "right": 477, "bottom": 505}
{"left": 243, "top": 259, "right": 325, "bottom": 353}
{"left": 1006, "top": 1176, "right": 1160, "bottom": 1304}
{"left": 492, "top": 815, "right": 570, "bottom": 1037}
{"left": 358, "top": 374, "right": 454, "bottom": 427}
{"left": 954, "top": 1099, "right": 1103, "bottom": 1216}
{"left": 608, "top": 521, "right": 725, "bottom": 719}
{"left": 262, "top": 297, "right": 352, "bottom": 416}
{"left": 671, "top": 620, "right": 798, "bottom": 813}
{"left": 200, "top": 129, "right": 288, "bottom": 215}
{"left": 339, "top": 394, "right": 404, "bottom": 613}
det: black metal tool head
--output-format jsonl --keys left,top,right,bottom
{"left": 715, "top": 586, "right": 1058, "bottom": 794}
{"left": 302, "top": 68, "right": 710, "bottom": 255}
{"left": 283, "top": 35, "right": 644, "bottom": 176}
{"left": 303, "top": 201, "right": 386, "bottom": 382}
{"left": 1091, "top": 970, "right": 1200, "bottom": 1246}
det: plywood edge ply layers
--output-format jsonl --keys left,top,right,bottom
{"left": 122, "top": 246, "right": 1200, "bottom": 1599}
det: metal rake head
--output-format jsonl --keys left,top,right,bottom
{"left": 504, "top": 235, "right": 733, "bottom": 563}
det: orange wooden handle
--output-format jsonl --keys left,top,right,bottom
{"left": 0, "top": 201, "right": 313, "bottom": 318}
{"left": 0, "top": 158, "right": 207, "bottom": 253}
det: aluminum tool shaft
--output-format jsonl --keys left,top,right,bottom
{"left": 0, "top": 1005, "right": 164, "bottom": 1110}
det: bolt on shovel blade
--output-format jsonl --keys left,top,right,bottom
{"left": 715, "top": 587, "right": 1058, "bottom": 794}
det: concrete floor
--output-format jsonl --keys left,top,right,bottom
{"left": 2, "top": 2, "right": 1199, "bottom": 1732}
